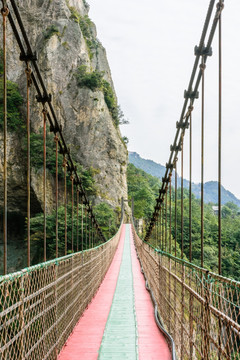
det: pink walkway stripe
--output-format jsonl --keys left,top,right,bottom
{"left": 58, "top": 225, "right": 126, "bottom": 360}
{"left": 130, "top": 226, "right": 172, "bottom": 360}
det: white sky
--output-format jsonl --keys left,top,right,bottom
{"left": 88, "top": 0, "right": 240, "bottom": 199}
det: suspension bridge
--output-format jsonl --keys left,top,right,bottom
{"left": 0, "top": 0, "right": 240, "bottom": 359}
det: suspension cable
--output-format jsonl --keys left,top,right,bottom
{"left": 174, "top": 160, "right": 177, "bottom": 257}
{"left": 71, "top": 175, "right": 74, "bottom": 253}
{"left": 189, "top": 105, "right": 193, "bottom": 262}
{"left": 25, "top": 61, "right": 32, "bottom": 267}
{"left": 1, "top": 0, "right": 9, "bottom": 275}
{"left": 63, "top": 155, "right": 67, "bottom": 255}
{"left": 200, "top": 56, "right": 206, "bottom": 268}
{"left": 43, "top": 105, "right": 47, "bottom": 262}
{"left": 218, "top": 0, "right": 224, "bottom": 276}
{"left": 4, "top": 0, "right": 106, "bottom": 246}
{"left": 144, "top": 0, "right": 222, "bottom": 242}
{"left": 181, "top": 135, "right": 184, "bottom": 259}
{"left": 76, "top": 188, "right": 79, "bottom": 252}
{"left": 55, "top": 135, "right": 59, "bottom": 258}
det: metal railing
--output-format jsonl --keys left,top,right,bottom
{"left": 0, "top": 225, "right": 122, "bottom": 359}
{"left": 132, "top": 225, "right": 240, "bottom": 360}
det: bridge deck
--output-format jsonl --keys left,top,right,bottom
{"left": 58, "top": 224, "right": 171, "bottom": 360}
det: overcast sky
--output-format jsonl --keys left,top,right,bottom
{"left": 88, "top": 0, "right": 240, "bottom": 199}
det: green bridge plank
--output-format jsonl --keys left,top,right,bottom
{"left": 98, "top": 224, "right": 138, "bottom": 359}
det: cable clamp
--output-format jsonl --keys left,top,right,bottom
{"left": 1, "top": 1, "right": 9, "bottom": 16}
{"left": 184, "top": 90, "right": 199, "bottom": 100}
{"left": 170, "top": 144, "right": 182, "bottom": 152}
{"left": 162, "top": 176, "right": 168, "bottom": 183}
{"left": 176, "top": 120, "right": 189, "bottom": 129}
{"left": 59, "top": 147, "right": 68, "bottom": 155}
{"left": 36, "top": 93, "right": 52, "bottom": 104}
{"left": 166, "top": 162, "right": 173, "bottom": 170}
{"left": 216, "top": 2, "right": 224, "bottom": 19}
{"left": 20, "top": 51, "right": 37, "bottom": 62}
{"left": 50, "top": 124, "right": 62, "bottom": 133}
{"left": 194, "top": 46, "right": 212, "bottom": 57}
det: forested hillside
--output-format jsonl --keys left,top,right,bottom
{"left": 129, "top": 152, "right": 240, "bottom": 207}
{"left": 127, "top": 163, "right": 240, "bottom": 280}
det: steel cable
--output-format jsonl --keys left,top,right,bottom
{"left": 145, "top": 1, "right": 224, "bottom": 242}
{"left": 4, "top": 0, "right": 106, "bottom": 245}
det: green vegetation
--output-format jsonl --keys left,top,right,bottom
{"left": 0, "top": 80, "right": 24, "bottom": 131}
{"left": 122, "top": 136, "right": 129, "bottom": 145}
{"left": 128, "top": 163, "right": 240, "bottom": 280}
{"left": 76, "top": 65, "right": 103, "bottom": 91}
{"left": 28, "top": 129, "right": 98, "bottom": 196}
{"left": 76, "top": 65, "right": 127, "bottom": 127}
{"left": 66, "top": 2, "right": 98, "bottom": 58}
{"left": 0, "top": 48, "right": 24, "bottom": 132}
{"left": 127, "top": 163, "right": 161, "bottom": 219}
{"left": 30, "top": 202, "right": 119, "bottom": 263}
{"left": 82, "top": 0, "right": 89, "bottom": 8}
{"left": 43, "top": 25, "right": 61, "bottom": 41}
{"left": 0, "top": 48, "right": 3, "bottom": 74}
{"left": 94, "top": 202, "right": 118, "bottom": 237}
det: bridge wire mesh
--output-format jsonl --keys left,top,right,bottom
{"left": 133, "top": 226, "right": 240, "bottom": 360}
{"left": 0, "top": 227, "right": 122, "bottom": 359}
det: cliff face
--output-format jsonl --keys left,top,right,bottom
{"left": 0, "top": 0, "right": 128, "bottom": 272}
{"left": 2, "top": 0, "right": 128, "bottom": 209}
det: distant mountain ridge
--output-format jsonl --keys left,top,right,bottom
{"left": 129, "top": 152, "right": 240, "bottom": 207}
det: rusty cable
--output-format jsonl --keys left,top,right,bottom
{"left": 81, "top": 201, "right": 83, "bottom": 251}
{"left": 43, "top": 106, "right": 47, "bottom": 262}
{"left": 6, "top": 0, "right": 106, "bottom": 243}
{"left": 91, "top": 217, "right": 94, "bottom": 248}
{"left": 165, "top": 186, "right": 168, "bottom": 251}
{"left": 76, "top": 189, "right": 79, "bottom": 252}
{"left": 218, "top": 0, "right": 223, "bottom": 276}
{"left": 181, "top": 135, "right": 184, "bottom": 259}
{"left": 71, "top": 175, "right": 74, "bottom": 253}
{"left": 174, "top": 161, "right": 177, "bottom": 257}
{"left": 88, "top": 213, "right": 91, "bottom": 248}
{"left": 200, "top": 57, "right": 206, "bottom": 268}
{"left": 54, "top": 135, "right": 59, "bottom": 258}
{"left": 85, "top": 207, "right": 87, "bottom": 249}
{"left": 189, "top": 105, "right": 193, "bottom": 262}
{"left": 25, "top": 62, "right": 32, "bottom": 267}
{"left": 218, "top": 2, "right": 223, "bottom": 356}
{"left": 169, "top": 174, "right": 172, "bottom": 254}
{"left": 63, "top": 156, "right": 67, "bottom": 255}
{"left": 144, "top": 1, "right": 222, "bottom": 241}
{"left": 1, "top": 0, "right": 9, "bottom": 275}
{"left": 159, "top": 207, "right": 162, "bottom": 250}
{"left": 162, "top": 204, "right": 164, "bottom": 251}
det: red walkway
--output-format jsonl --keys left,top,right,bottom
{"left": 58, "top": 224, "right": 171, "bottom": 360}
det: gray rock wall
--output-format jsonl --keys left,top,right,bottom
{"left": 0, "top": 0, "right": 129, "bottom": 272}
{"left": 2, "top": 0, "right": 128, "bottom": 211}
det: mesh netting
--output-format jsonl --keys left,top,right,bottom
{"left": 0, "top": 227, "right": 121, "bottom": 359}
{"left": 132, "top": 226, "right": 240, "bottom": 360}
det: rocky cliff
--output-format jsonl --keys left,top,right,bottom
{"left": 0, "top": 0, "right": 128, "bottom": 272}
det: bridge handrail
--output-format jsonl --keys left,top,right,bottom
{"left": 0, "top": 223, "right": 123, "bottom": 359}
{"left": 0, "top": 225, "right": 122, "bottom": 284}
{"left": 133, "top": 225, "right": 240, "bottom": 359}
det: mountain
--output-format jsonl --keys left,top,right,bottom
{"left": 129, "top": 152, "right": 240, "bottom": 207}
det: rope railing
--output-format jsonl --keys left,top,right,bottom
{"left": 132, "top": 225, "right": 240, "bottom": 360}
{"left": 0, "top": 223, "right": 123, "bottom": 359}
